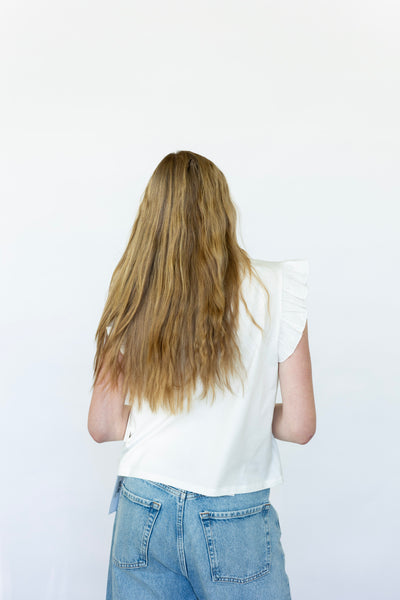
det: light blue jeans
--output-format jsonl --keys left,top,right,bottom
{"left": 106, "top": 476, "right": 292, "bottom": 599}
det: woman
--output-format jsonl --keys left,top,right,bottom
{"left": 88, "top": 150, "right": 316, "bottom": 600}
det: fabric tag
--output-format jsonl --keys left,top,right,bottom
{"left": 108, "top": 475, "right": 124, "bottom": 514}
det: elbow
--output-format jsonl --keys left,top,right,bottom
{"left": 297, "top": 427, "right": 316, "bottom": 445}
{"left": 89, "top": 430, "right": 104, "bottom": 444}
{"left": 87, "top": 412, "right": 108, "bottom": 443}
{"left": 295, "top": 412, "right": 317, "bottom": 445}
{"left": 88, "top": 424, "right": 107, "bottom": 444}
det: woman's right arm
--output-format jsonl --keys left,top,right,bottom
{"left": 272, "top": 321, "right": 316, "bottom": 444}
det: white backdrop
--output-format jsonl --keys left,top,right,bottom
{"left": 1, "top": 1, "right": 399, "bottom": 598}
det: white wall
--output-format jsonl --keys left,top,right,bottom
{"left": 1, "top": 1, "right": 399, "bottom": 598}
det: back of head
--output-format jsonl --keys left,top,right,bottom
{"left": 93, "top": 150, "right": 268, "bottom": 414}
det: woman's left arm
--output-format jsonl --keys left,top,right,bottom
{"left": 87, "top": 356, "right": 131, "bottom": 443}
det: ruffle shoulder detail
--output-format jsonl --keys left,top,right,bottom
{"left": 278, "top": 259, "right": 309, "bottom": 363}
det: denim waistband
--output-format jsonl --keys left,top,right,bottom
{"left": 121, "top": 475, "right": 270, "bottom": 501}
{"left": 123, "top": 476, "right": 204, "bottom": 498}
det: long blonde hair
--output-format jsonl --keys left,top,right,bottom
{"left": 92, "top": 150, "right": 270, "bottom": 414}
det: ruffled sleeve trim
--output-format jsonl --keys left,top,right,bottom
{"left": 278, "top": 259, "right": 309, "bottom": 363}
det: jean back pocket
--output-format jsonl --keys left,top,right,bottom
{"left": 199, "top": 502, "right": 271, "bottom": 584}
{"left": 112, "top": 482, "right": 161, "bottom": 569}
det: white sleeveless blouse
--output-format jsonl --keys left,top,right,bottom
{"left": 107, "top": 258, "right": 309, "bottom": 501}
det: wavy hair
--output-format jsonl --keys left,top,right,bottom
{"left": 92, "top": 150, "right": 270, "bottom": 414}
